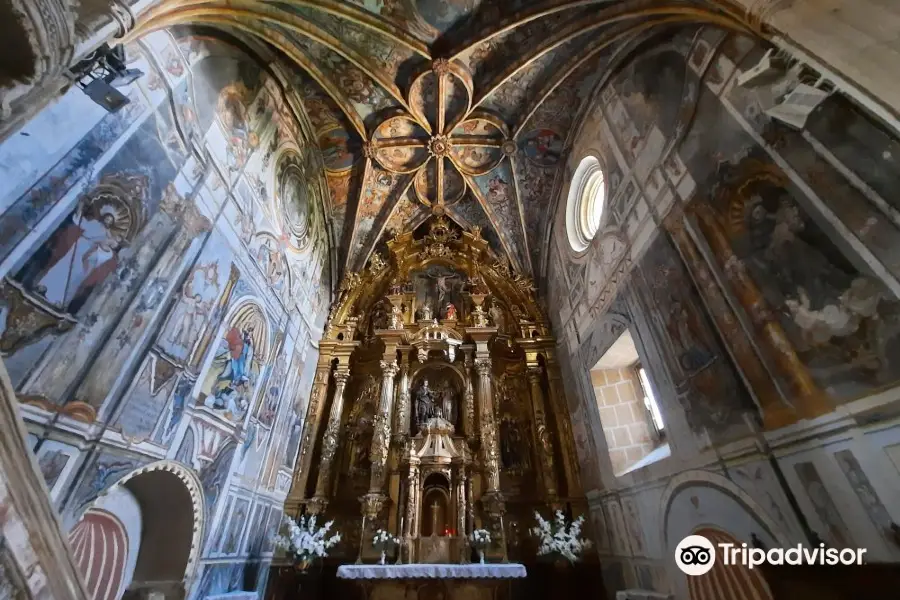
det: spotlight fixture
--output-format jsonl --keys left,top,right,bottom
{"left": 65, "top": 43, "right": 145, "bottom": 113}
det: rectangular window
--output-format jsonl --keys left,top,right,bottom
{"left": 637, "top": 366, "right": 665, "bottom": 434}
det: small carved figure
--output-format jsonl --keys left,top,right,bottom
{"left": 419, "top": 304, "right": 433, "bottom": 321}
{"left": 389, "top": 304, "right": 404, "bottom": 329}
{"left": 389, "top": 278, "right": 403, "bottom": 295}
{"left": 369, "top": 251, "right": 386, "bottom": 272}
{"left": 440, "top": 383, "right": 455, "bottom": 423}
{"left": 445, "top": 302, "right": 457, "bottom": 320}
{"left": 472, "top": 304, "right": 489, "bottom": 328}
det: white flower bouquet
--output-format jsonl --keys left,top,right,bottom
{"left": 530, "top": 510, "right": 593, "bottom": 564}
{"left": 469, "top": 528, "right": 492, "bottom": 549}
{"left": 469, "top": 528, "right": 492, "bottom": 563}
{"left": 274, "top": 515, "right": 341, "bottom": 568}
{"left": 372, "top": 529, "right": 399, "bottom": 564}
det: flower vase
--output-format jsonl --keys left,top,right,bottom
{"left": 380, "top": 550, "right": 386, "bottom": 565}
{"left": 294, "top": 556, "right": 312, "bottom": 573}
{"left": 478, "top": 550, "right": 485, "bottom": 564}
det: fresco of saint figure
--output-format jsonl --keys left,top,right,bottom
{"left": 217, "top": 85, "right": 259, "bottom": 171}
{"left": 166, "top": 264, "right": 217, "bottom": 356}
{"left": 18, "top": 198, "right": 132, "bottom": 314}
{"left": 203, "top": 325, "right": 258, "bottom": 421}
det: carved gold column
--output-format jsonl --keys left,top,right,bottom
{"left": 404, "top": 456, "right": 420, "bottom": 562}
{"left": 463, "top": 349, "right": 477, "bottom": 445}
{"left": 526, "top": 366, "right": 559, "bottom": 502}
{"left": 691, "top": 205, "right": 829, "bottom": 419}
{"left": 392, "top": 353, "right": 411, "bottom": 443}
{"left": 368, "top": 359, "right": 399, "bottom": 496}
{"left": 466, "top": 325, "right": 503, "bottom": 514}
{"left": 455, "top": 465, "right": 468, "bottom": 562}
{"left": 668, "top": 215, "right": 799, "bottom": 429}
{"left": 309, "top": 366, "right": 351, "bottom": 513}
{"left": 286, "top": 353, "right": 332, "bottom": 514}
{"left": 475, "top": 358, "right": 501, "bottom": 493}
{"left": 544, "top": 355, "right": 583, "bottom": 498}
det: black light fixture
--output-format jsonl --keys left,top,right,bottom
{"left": 66, "top": 43, "right": 145, "bottom": 113}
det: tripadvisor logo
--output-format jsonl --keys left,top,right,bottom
{"left": 675, "top": 535, "right": 716, "bottom": 576}
{"left": 675, "top": 534, "right": 867, "bottom": 576}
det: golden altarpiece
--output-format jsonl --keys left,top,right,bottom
{"left": 285, "top": 217, "right": 585, "bottom": 564}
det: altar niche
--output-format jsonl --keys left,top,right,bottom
{"left": 421, "top": 473, "right": 450, "bottom": 537}
{"left": 411, "top": 264, "right": 466, "bottom": 322}
{"left": 410, "top": 366, "right": 463, "bottom": 435}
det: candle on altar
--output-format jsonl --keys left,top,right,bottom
{"left": 400, "top": 516, "right": 405, "bottom": 537}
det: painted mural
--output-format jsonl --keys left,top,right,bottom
{"left": 0, "top": 30, "right": 331, "bottom": 600}
{"left": 629, "top": 234, "right": 754, "bottom": 441}
{"left": 544, "top": 22, "right": 900, "bottom": 598}
{"left": 709, "top": 157, "right": 900, "bottom": 400}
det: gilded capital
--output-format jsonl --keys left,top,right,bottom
{"left": 380, "top": 360, "right": 400, "bottom": 378}
{"left": 361, "top": 492, "right": 388, "bottom": 518}
{"left": 334, "top": 370, "right": 351, "bottom": 385}
{"left": 474, "top": 358, "right": 492, "bottom": 377}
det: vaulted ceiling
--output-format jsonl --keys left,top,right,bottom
{"left": 128, "top": 0, "right": 760, "bottom": 284}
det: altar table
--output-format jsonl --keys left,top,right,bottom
{"left": 337, "top": 564, "right": 527, "bottom": 579}
{"left": 336, "top": 564, "right": 526, "bottom": 600}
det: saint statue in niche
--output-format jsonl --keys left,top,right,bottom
{"left": 415, "top": 379, "right": 436, "bottom": 426}
{"left": 500, "top": 419, "right": 526, "bottom": 470}
{"left": 439, "top": 381, "right": 456, "bottom": 424}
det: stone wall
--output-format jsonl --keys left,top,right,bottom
{"left": 545, "top": 26, "right": 900, "bottom": 600}
{"left": 0, "top": 30, "right": 332, "bottom": 600}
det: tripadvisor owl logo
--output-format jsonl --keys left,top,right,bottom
{"left": 675, "top": 535, "right": 716, "bottom": 576}
{"left": 675, "top": 533, "right": 867, "bottom": 576}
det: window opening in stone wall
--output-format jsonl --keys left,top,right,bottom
{"left": 565, "top": 155, "right": 606, "bottom": 252}
{"left": 636, "top": 364, "right": 665, "bottom": 437}
{"left": 590, "top": 330, "right": 670, "bottom": 477}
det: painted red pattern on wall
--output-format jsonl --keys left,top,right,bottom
{"left": 688, "top": 528, "right": 773, "bottom": 600}
{"left": 69, "top": 509, "right": 129, "bottom": 600}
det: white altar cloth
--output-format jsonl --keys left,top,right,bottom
{"left": 336, "top": 564, "right": 527, "bottom": 580}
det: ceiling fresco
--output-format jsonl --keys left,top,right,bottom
{"left": 127, "top": 0, "right": 761, "bottom": 282}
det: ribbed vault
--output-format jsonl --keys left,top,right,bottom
{"left": 123, "top": 0, "right": 768, "bottom": 285}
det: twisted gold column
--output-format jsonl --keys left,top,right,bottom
{"left": 463, "top": 351, "right": 477, "bottom": 445}
{"left": 475, "top": 358, "right": 501, "bottom": 494}
{"left": 310, "top": 367, "right": 351, "bottom": 513}
{"left": 392, "top": 356, "right": 411, "bottom": 443}
{"left": 368, "top": 359, "right": 399, "bottom": 495}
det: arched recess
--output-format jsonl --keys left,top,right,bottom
{"left": 117, "top": 461, "right": 205, "bottom": 597}
{"left": 68, "top": 461, "right": 205, "bottom": 600}
{"left": 659, "top": 470, "right": 791, "bottom": 551}
{"left": 659, "top": 470, "right": 793, "bottom": 599}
